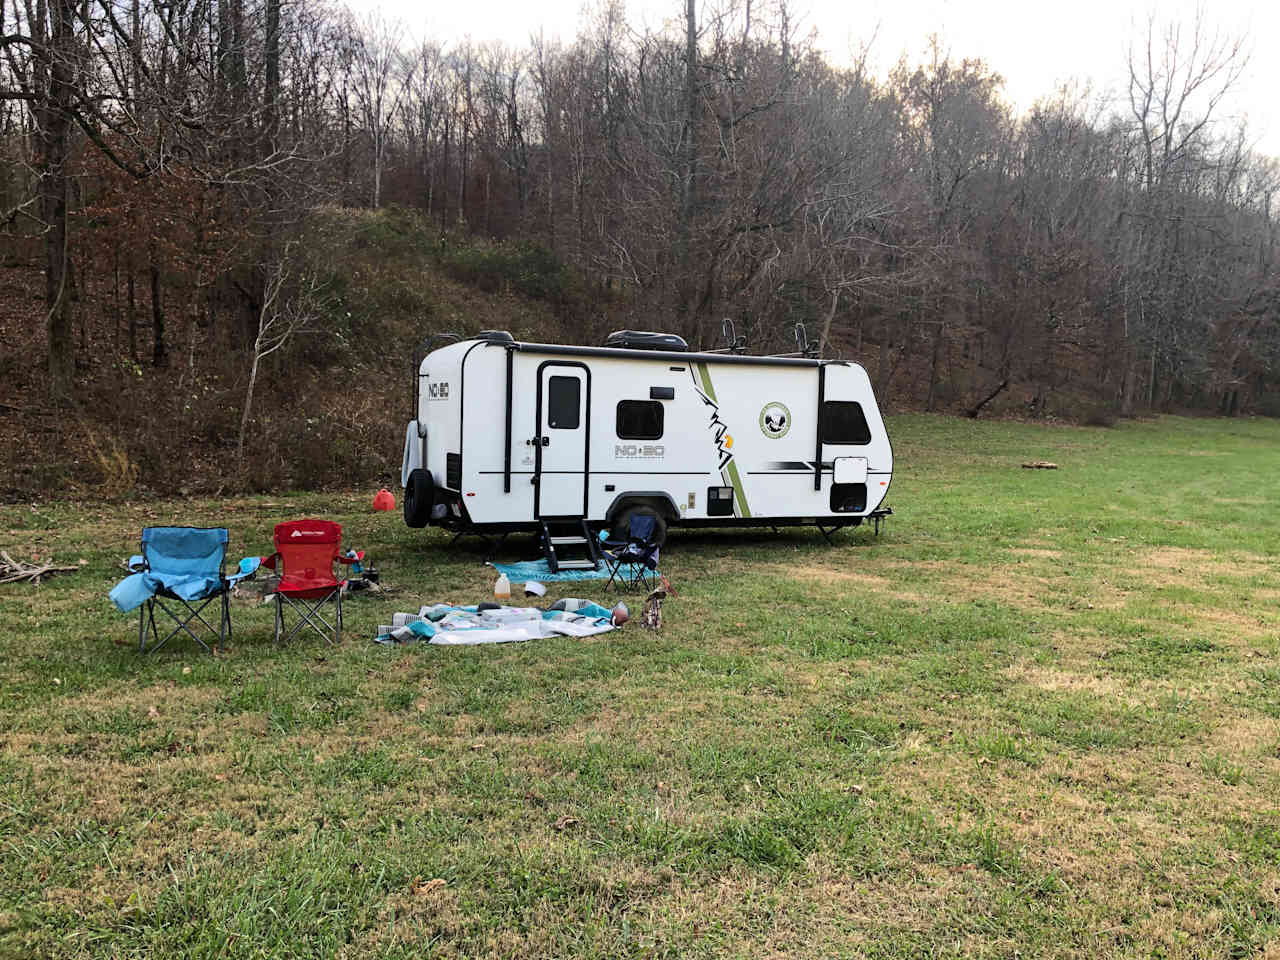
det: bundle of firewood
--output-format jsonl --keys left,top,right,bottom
{"left": 0, "top": 551, "right": 80, "bottom": 585}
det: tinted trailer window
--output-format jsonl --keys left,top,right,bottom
{"left": 821, "top": 401, "right": 872, "bottom": 445}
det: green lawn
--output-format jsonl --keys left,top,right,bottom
{"left": 3, "top": 414, "right": 1280, "bottom": 958}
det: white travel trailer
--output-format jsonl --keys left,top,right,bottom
{"left": 400, "top": 330, "right": 892, "bottom": 569}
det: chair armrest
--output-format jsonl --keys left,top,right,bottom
{"left": 226, "top": 555, "right": 262, "bottom": 585}
{"left": 259, "top": 552, "right": 280, "bottom": 571}
{"left": 336, "top": 550, "right": 365, "bottom": 566}
{"left": 127, "top": 554, "right": 146, "bottom": 572}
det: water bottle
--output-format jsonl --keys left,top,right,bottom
{"left": 494, "top": 573, "right": 511, "bottom": 601}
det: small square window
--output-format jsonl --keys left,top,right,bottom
{"left": 616, "top": 400, "right": 664, "bottom": 440}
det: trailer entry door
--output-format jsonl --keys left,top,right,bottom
{"left": 535, "top": 364, "right": 589, "bottom": 517}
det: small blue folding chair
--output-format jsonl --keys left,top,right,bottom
{"left": 601, "top": 514, "right": 661, "bottom": 592}
{"left": 111, "top": 527, "right": 245, "bottom": 654}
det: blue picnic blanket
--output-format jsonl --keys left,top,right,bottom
{"left": 488, "top": 558, "right": 656, "bottom": 583}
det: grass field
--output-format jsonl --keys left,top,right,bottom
{"left": 4, "top": 414, "right": 1280, "bottom": 958}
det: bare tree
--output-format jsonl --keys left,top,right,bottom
{"left": 238, "top": 245, "right": 329, "bottom": 457}
{"left": 1121, "top": 8, "right": 1250, "bottom": 413}
{"left": 351, "top": 14, "right": 405, "bottom": 208}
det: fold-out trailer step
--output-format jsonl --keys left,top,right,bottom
{"left": 539, "top": 518, "right": 601, "bottom": 573}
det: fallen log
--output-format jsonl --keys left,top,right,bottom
{"left": 967, "top": 379, "right": 1008, "bottom": 419}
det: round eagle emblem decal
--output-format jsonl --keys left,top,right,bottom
{"left": 759, "top": 401, "right": 791, "bottom": 439}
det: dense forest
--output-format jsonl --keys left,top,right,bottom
{"left": 1, "top": 0, "right": 1277, "bottom": 497}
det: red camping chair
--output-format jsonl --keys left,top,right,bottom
{"left": 262, "top": 519, "right": 362, "bottom": 645}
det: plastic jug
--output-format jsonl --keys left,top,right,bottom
{"left": 493, "top": 573, "right": 511, "bottom": 601}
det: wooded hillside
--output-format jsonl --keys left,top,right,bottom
{"left": 1, "top": 1, "right": 1277, "bottom": 498}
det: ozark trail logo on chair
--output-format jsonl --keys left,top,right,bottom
{"left": 759, "top": 401, "right": 791, "bottom": 439}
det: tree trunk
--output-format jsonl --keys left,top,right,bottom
{"left": 229, "top": 0, "right": 246, "bottom": 100}
{"left": 927, "top": 322, "right": 943, "bottom": 412}
{"left": 150, "top": 256, "right": 167, "bottom": 368}
{"left": 263, "top": 0, "right": 280, "bottom": 146}
{"left": 877, "top": 322, "right": 891, "bottom": 404}
{"left": 678, "top": 0, "right": 698, "bottom": 325}
{"left": 40, "top": 0, "right": 78, "bottom": 401}
{"left": 262, "top": 0, "right": 280, "bottom": 158}
{"left": 544, "top": 138, "right": 553, "bottom": 250}
{"left": 1147, "top": 343, "right": 1157, "bottom": 409}
{"left": 238, "top": 345, "right": 260, "bottom": 457}
{"left": 112, "top": 259, "right": 121, "bottom": 349}
{"left": 458, "top": 127, "right": 467, "bottom": 223}
{"left": 127, "top": 269, "right": 137, "bottom": 360}
{"left": 818, "top": 287, "right": 839, "bottom": 357}
{"left": 340, "top": 77, "right": 352, "bottom": 205}
{"left": 131, "top": 0, "right": 141, "bottom": 104}
{"left": 216, "top": 0, "right": 231, "bottom": 104}
{"left": 440, "top": 112, "right": 450, "bottom": 229}
{"left": 1120, "top": 357, "right": 1137, "bottom": 418}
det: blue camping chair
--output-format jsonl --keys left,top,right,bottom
{"left": 601, "top": 514, "right": 661, "bottom": 592}
{"left": 110, "top": 527, "right": 248, "bottom": 654}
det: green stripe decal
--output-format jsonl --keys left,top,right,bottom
{"left": 696, "top": 363, "right": 751, "bottom": 518}
{"left": 726, "top": 460, "right": 751, "bottom": 517}
{"left": 696, "top": 362, "right": 718, "bottom": 402}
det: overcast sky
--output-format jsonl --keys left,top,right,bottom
{"left": 352, "top": 0, "right": 1279, "bottom": 158}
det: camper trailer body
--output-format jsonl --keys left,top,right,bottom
{"left": 401, "top": 335, "right": 892, "bottom": 536}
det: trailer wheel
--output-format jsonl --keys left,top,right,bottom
{"left": 404, "top": 468, "right": 434, "bottom": 528}
{"left": 611, "top": 505, "right": 667, "bottom": 547}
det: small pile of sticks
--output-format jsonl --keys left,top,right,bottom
{"left": 0, "top": 550, "right": 79, "bottom": 585}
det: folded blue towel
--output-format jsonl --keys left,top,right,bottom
{"left": 110, "top": 557, "right": 257, "bottom": 614}
{"left": 489, "top": 559, "right": 656, "bottom": 583}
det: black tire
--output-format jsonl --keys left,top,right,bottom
{"left": 404, "top": 468, "right": 434, "bottom": 528}
{"left": 610, "top": 504, "right": 668, "bottom": 547}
